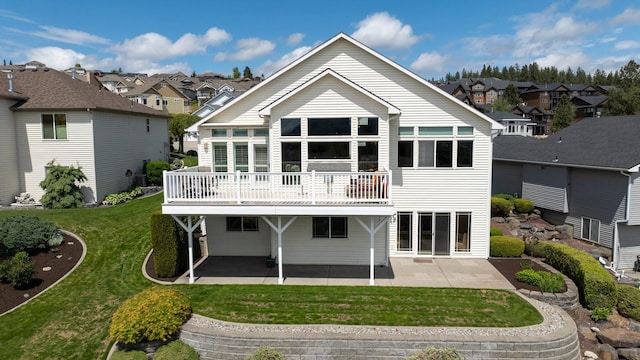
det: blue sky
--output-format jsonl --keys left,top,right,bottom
{"left": 1, "top": 0, "right": 639, "bottom": 80}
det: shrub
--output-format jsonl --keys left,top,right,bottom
{"left": 493, "top": 193, "right": 516, "bottom": 205}
{"left": 489, "top": 227, "right": 503, "bottom": 236}
{"left": 516, "top": 269, "right": 565, "bottom": 293}
{"left": 514, "top": 198, "right": 535, "bottom": 213}
{"left": 185, "top": 150, "right": 197, "bottom": 157}
{"left": 617, "top": 285, "right": 640, "bottom": 321}
{"left": 245, "top": 346, "right": 283, "bottom": 360}
{"left": 406, "top": 346, "right": 464, "bottom": 360}
{"left": 103, "top": 187, "right": 144, "bottom": 206}
{"left": 145, "top": 161, "right": 172, "bottom": 186}
{"left": 151, "top": 211, "right": 187, "bottom": 278}
{"left": 544, "top": 242, "right": 617, "bottom": 310}
{"left": 490, "top": 236, "right": 524, "bottom": 257}
{"left": 590, "top": 307, "right": 611, "bottom": 322}
{"left": 0, "top": 215, "right": 59, "bottom": 256}
{"left": 491, "top": 197, "right": 513, "bottom": 217}
{"left": 154, "top": 340, "right": 199, "bottom": 360}
{"left": 39, "top": 160, "right": 87, "bottom": 209}
{"left": 515, "top": 269, "right": 542, "bottom": 285}
{"left": 48, "top": 231, "right": 64, "bottom": 248}
{"left": 0, "top": 252, "right": 35, "bottom": 288}
{"left": 109, "top": 286, "right": 191, "bottom": 344}
{"left": 524, "top": 239, "right": 549, "bottom": 258}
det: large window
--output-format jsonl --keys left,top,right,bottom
{"left": 457, "top": 141, "right": 473, "bottom": 167}
{"left": 456, "top": 212, "right": 471, "bottom": 252}
{"left": 234, "top": 143, "right": 249, "bottom": 172}
{"left": 281, "top": 118, "right": 301, "bottom": 136}
{"left": 581, "top": 217, "right": 600, "bottom": 242}
{"left": 312, "top": 217, "right": 348, "bottom": 238}
{"left": 397, "top": 212, "right": 412, "bottom": 251}
{"left": 42, "top": 114, "right": 67, "bottom": 140}
{"left": 282, "top": 142, "right": 301, "bottom": 172}
{"left": 358, "top": 141, "right": 378, "bottom": 171}
{"left": 226, "top": 216, "right": 259, "bottom": 232}
{"left": 212, "top": 143, "right": 228, "bottom": 172}
{"left": 358, "top": 117, "right": 378, "bottom": 135}
{"left": 308, "top": 142, "right": 349, "bottom": 159}
{"left": 308, "top": 118, "right": 350, "bottom": 136}
{"left": 398, "top": 141, "right": 413, "bottom": 167}
{"left": 435, "top": 141, "right": 453, "bottom": 167}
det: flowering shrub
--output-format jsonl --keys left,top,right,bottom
{"left": 103, "top": 187, "right": 144, "bottom": 206}
{"left": 109, "top": 286, "right": 191, "bottom": 344}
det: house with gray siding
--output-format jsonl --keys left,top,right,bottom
{"left": 0, "top": 66, "right": 170, "bottom": 206}
{"left": 492, "top": 115, "right": 640, "bottom": 269}
{"left": 162, "top": 33, "right": 503, "bottom": 284}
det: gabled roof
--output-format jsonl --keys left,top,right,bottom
{"left": 486, "top": 111, "right": 530, "bottom": 121}
{"left": 258, "top": 68, "right": 400, "bottom": 116}
{"left": 0, "top": 67, "right": 169, "bottom": 117}
{"left": 192, "top": 32, "right": 502, "bottom": 130}
{"left": 494, "top": 115, "right": 640, "bottom": 171}
{"left": 570, "top": 95, "right": 607, "bottom": 107}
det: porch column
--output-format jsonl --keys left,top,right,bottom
{"left": 261, "top": 216, "right": 298, "bottom": 284}
{"left": 355, "top": 216, "right": 389, "bottom": 285}
{"left": 171, "top": 215, "right": 205, "bottom": 284}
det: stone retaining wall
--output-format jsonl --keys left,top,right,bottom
{"left": 179, "top": 297, "right": 580, "bottom": 360}
{"left": 518, "top": 259, "right": 581, "bottom": 311}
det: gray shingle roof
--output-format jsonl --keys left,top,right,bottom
{"left": 493, "top": 115, "right": 640, "bottom": 170}
{"left": 0, "top": 68, "right": 169, "bottom": 117}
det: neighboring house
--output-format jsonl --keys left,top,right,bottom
{"left": 511, "top": 104, "right": 553, "bottom": 136}
{"left": 126, "top": 77, "right": 190, "bottom": 114}
{"left": 0, "top": 66, "right": 170, "bottom": 206}
{"left": 571, "top": 95, "right": 607, "bottom": 121}
{"left": 487, "top": 111, "right": 535, "bottom": 137}
{"left": 162, "top": 33, "right": 503, "bottom": 284}
{"left": 492, "top": 116, "right": 640, "bottom": 269}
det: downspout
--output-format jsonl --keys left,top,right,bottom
{"left": 613, "top": 170, "right": 631, "bottom": 271}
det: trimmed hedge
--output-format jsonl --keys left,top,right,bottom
{"left": 490, "top": 227, "right": 503, "bottom": 237}
{"left": 154, "top": 340, "right": 199, "bottom": 360}
{"left": 543, "top": 242, "right": 617, "bottom": 310}
{"left": 490, "top": 236, "right": 524, "bottom": 257}
{"left": 151, "top": 211, "right": 187, "bottom": 278}
{"left": 109, "top": 286, "right": 191, "bottom": 344}
{"left": 617, "top": 284, "right": 640, "bottom": 321}
{"left": 145, "top": 160, "right": 172, "bottom": 186}
{"left": 491, "top": 197, "right": 513, "bottom": 217}
{"left": 514, "top": 198, "right": 535, "bottom": 213}
{"left": 493, "top": 193, "right": 516, "bottom": 205}
{"left": 524, "top": 239, "right": 549, "bottom": 258}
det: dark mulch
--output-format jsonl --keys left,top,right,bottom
{"left": 0, "top": 233, "right": 83, "bottom": 314}
{"left": 489, "top": 257, "right": 567, "bottom": 293}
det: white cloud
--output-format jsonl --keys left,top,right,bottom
{"left": 615, "top": 40, "right": 640, "bottom": 50}
{"left": 610, "top": 8, "right": 640, "bottom": 25}
{"left": 24, "top": 47, "right": 86, "bottom": 69}
{"left": 462, "top": 35, "right": 514, "bottom": 57}
{"left": 410, "top": 52, "right": 449, "bottom": 74}
{"left": 257, "top": 46, "right": 313, "bottom": 78}
{"left": 351, "top": 12, "right": 421, "bottom": 50}
{"left": 533, "top": 52, "right": 591, "bottom": 70}
{"left": 110, "top": 27, "right": 231, "bottom": 61}
{"left": 214, "top": 38, "right": 275, "bottom": 62}
{"left": 287, "top": 33, "right": 304, "bottom": 46}
{"left": 32, "top": 26, "right": 110, "bottom": 45}
{"left": 0, "top": 10, "right": 34, "bottom": 23}
{"left": 574, "top": 0, "right": 611, "bottom": 9}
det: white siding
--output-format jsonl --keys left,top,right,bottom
{"left": 15, "top": 111, "right": 97, "bottom": 203}
{"left": 617, "top": 223, "right": 640, "bottom": 268}
{"left": 205, "top": 216, "right": 271, "bottom": 256}
{"left": 0, "top": 99, "right": 20, "bottom": 205}
{"left": 93, "top": 112, "right": 169, "bottom": 202}
{"left": 629, "top": 172, "right": 640, "bottom": 225}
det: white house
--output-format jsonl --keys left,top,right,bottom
{"left": 0, "top": 65, "right": 170, "bottom": 206}
{"left": 161, "top": 33, "right": 502, "bottom": 284}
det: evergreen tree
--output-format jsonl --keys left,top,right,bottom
{"left": 39, "top": 161, "right": 87, "bottom": 209}
{"left": 243, "top": 66, "right": 253, "bottom": 79}
{"left": 602, "top": 87, "right": 640, "bottom": 116}
{"left": 503, "top": 83, "right": 522, "bottom": 105}
{"left": 491, "top": 97, "right": 511, "bottom": 112}
{"left": 232, "top": 66, "right": 241, "bottom": 79}
{"left": 551, "top": 94, "right": 576, "bottom": 132}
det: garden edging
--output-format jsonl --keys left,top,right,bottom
{"left": 517, "top": 259, "right": 580, "bottom": 311}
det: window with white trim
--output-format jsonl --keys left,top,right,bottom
{"left": 226, "top": 216, "right": 259, "bottom": 232}
{"left": 212, "top": 143, "right": 228, "bottom": 172}
{"left": 397, "top": 126, "right": 473, "bottom": 168}
{"left": 313, "top": 217, "right": 348, "bottom": 238}
{"left": 42, "top": 114, "right": 67, "bottom": 139}
{"left": 581, "top": 217, "right": 600, "bottom": 242}
{"left": 456, "top": 212, "right": 471, "bottom": 252}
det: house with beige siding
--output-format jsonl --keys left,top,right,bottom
{"left": 161, "top": 33, "right": 503, "bottom": 284}
{"left": 0, "top": 66, "right": 170, "bottom": 206}
{"left": 492, "top": 115, "right": 640, "bottom": 269}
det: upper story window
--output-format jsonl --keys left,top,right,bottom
{"left": 358, "top": 117, "right": 378, "bottom": 135}
{"left": 253, "top": 128, "right": 269, "bottom": 137}
{"left": 398, "top": 126, "right": 474, "bottom": 168}
{"left": 308, "top": 118, "right": 350, "bottom": 136}
{"left": 211, "top": 129, "right": 227, "bottom": 137}
{"left": 42, "top": 114, "right": 67, "bottom": 140}
{"left": 419, "top": 126, "right": 453, "bottom": 136}
{"left": 232, "top": 128, "right": 248, "bottom": 137}
{"left": 281, "top": 118, "right": 301, "bottom": 136}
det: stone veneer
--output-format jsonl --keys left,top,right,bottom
{"left": 179, "top": 296, "right": 580, "bottom": 360}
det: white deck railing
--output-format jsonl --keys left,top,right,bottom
{"left": 163, "top": 169, "right": 392, "bottom": 205}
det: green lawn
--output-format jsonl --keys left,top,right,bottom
{"left": 0, "top": 194, "right": 542, "bottom": 359}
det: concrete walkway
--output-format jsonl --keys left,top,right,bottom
{"left": 171, "top": 256, "right": 515, "bottom": 289}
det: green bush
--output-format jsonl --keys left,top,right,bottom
{"left": 617, "top": 285, "right": 640, "bottom": 321}
{"left": 524, "top": 239, "right": 549, "bottom": 258}
{"left": 515, "top": 269, "right": 564, "bottom": 293}
{"left": 514, "top": 198, "right": 535, "bottom": 213}
{"left": 406, "top": 346, "right": 464, "bottom": 360}
{"left": 544, "top": 242, "right": 617, "bottom": 310}
{"left": 145, "top": 161, "right": 172, "bottom": 186}
{"left": 109, "top": 286, "right": 191, "bottom": 344}
{"left": 154, "top": 340, "right": 199, "bottom": 360}
{"left": 0, "top": 215, "right": 59, "bottom": 256}
{"left": 110, "top": 350, "right": 148, "bottom": 360}
{"left": 490, "top": 227, "right": 503, "bottom": 236}
{"left": 490, "top": 236, "right": 524, "bottom": 257}
{"left": 493, "top": 193, "right": 516, "bottom": 205}
{"left": 103, "top": 187, "right": 144, "bottom": 206}
{"left": 39, "top": 160, "right": 87, "bottom": 209}
{"left": 590, "top": 307, "right": 611, "bottom": 322}
{"left": 0, "top": 252, "right": 35, "bottom": 288}
{"left": 151, "top": 211, "right": 187, "bottom": 278}
{"left": 515, "top": 269, "right": 542, "bottom": 285}
{"left": 491, "top": 197, "right": 514, "bottom": 217}
{"left": 245, "top": 346, "right": 283, "bottom": 360}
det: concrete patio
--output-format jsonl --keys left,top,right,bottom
{"left": 171, "top": 256, "right": 515, "bottom": 289}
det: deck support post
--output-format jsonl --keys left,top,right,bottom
{"left": 355, "top": 216, "right": 389, "bottom": 285}
{"left": 171, "top": 215, "right": 205, "bottom": 284}
{"left": 261, "top": 216, "right": 297, "bottom": 284}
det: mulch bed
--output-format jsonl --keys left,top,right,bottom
{"left": 488, "top": 257, "right": 567, "bottom": 293}
{"left": 0, "top": 233, "right": 82, "bottom": 314}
